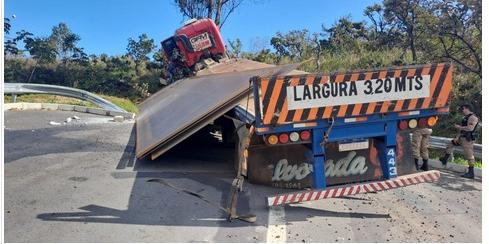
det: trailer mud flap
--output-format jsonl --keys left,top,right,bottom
{"left": 266, "top": 170, "right": 441, "bottom": 206}
{"left": 246, "top": 131, "right": 416, "bottom": 189}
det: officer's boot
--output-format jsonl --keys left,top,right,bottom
{"left": 461, "top": 166, "right": 475, "bottom": 179}
{"left": 420, "top": 159, "right": 429, "bottom": 171}
{"left": 439, "top": 153, "right": 450, "bottom": 166}
{"left": 414, "top": 158, "right": 420, "bottom": 171}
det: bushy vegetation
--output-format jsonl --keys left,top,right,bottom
{"left": 241, "top": 0, "right": 481, "bottom": 141}
{"left": 4, "top": 0, "right": 481, "bottom": 140}
{"left": 4, "top": 23, "right": 167, "bottom": 101}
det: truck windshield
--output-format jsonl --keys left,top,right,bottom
{"left": 162, "top": 37, "right": 178, "bottom": 57}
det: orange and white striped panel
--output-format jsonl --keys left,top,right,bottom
{"left": 256, "top": 63, "right": 453, "bottom": 126}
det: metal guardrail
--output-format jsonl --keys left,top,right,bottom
{"left": 429, "top": 136, "right": 482, "bottom": 158}
{"left": 4, "top": 83, "right": 126, "bottom": 112}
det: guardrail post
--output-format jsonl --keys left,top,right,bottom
{"left": 12, "top": 94, "right": 17, "bottom": 103}
{"left": 312, "top": 128, "right": 326, "bottom": 189}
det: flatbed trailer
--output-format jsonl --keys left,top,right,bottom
{"left": 231, "top": 63, "right": 453, "bottom": 205}
{"left": 136, "top": 60, "right": 453, "bottom": 213}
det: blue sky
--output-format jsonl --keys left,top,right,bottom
{"left": 5, "top": 0, "right": 379, "bottom": 56}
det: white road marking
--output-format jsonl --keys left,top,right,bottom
{"left": 267, "top": 206, "right": 286, "bottom": 243}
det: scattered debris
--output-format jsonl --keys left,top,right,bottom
{"left": 66, "top": 115, "right": 82, "bottom": 123}
{"left": 112, "top": 115, "right": 124, "bottom": 122}
{"left": 49, "top": 115, "right": 82, "bottom": 126}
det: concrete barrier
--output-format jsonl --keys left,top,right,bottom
{"left": 74, "top": 105, "right": 88, "bottom": 113}
{"left": 22, "top": 103, "right": 43, "bottom": 110}
{"left": 87, "top": 107, "right": 110, "bottom": 116}
{"left": 58, "top": 104, "right": 75, "bottom": 111}
{"left": 4, "top": 103, "right": 22, "bottom": 110}
{"left": 4, "top": 102, "right": 135, "bottom": 120}
{"left": 42, "top": 103, "right": 59, "bottom": 110}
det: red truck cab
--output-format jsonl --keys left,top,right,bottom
{"left": 162, "top": 18, "right": 226, "bottom": 69}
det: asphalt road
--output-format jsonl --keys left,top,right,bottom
{"left": 4, "top": 110, "right": 482, "bottom": 242}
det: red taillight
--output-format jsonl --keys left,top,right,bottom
{"left": 279, "top": 133, "right": 289, "bottom": 143}
{"left": 300, "top": 131, "right": 311, "bottom": 141}
{"left": 399, "top": 120, "right": 408, "bottom": 130}
{"left": 418, "top": 118, "right": 427, "bottom": 127}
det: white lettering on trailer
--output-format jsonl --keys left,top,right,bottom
{"left": 270, "top": 151, "right": 368, "bottom": 182}
{"left": 286, "top": 75, "right": 431, "bottom": 110}
{"left": 325, "top": 151, "right": 368, "bottom": 177}
{"left": 271, "top": 159, "right": 312, "bottom": 181}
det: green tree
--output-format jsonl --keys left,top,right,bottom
{"left": 4, "top": 17, "right": 11, "bottom": 34}
{"left": 126, "top": 33, "right": 156, "bottom": 62}
{"left": 364, "top": 4, "right": 402, "bottom": 49}
{"left": 270, "top": 29, "right": 314, "bottom": 62}
{"left": 321, "top": 17, "right": 368, "bottom": 53}
{"left": 49, "top": 23, "right": 85, "bottom": 62}
{"left": 23, "top": 36, "right": 57, "bottom": 82}
{"left": 4, "top": 30, "right": 33, "bottom": 56}
{"left": 431, "top": 0, "right": 481, "bottom": 77}
{"left": 227, "top": 38, "right": 242, "bottom": 58}
{"left": 383, "top": 0, "right": 423, "bottom": 62}
{"left": 174, "top": 0, "right": 244, "bottom": 27}
{"left": 241, "top": 49, "right": 277, "bottom": 64}
{"left": 47, "top": 23, "right": 87, "bottom": 87}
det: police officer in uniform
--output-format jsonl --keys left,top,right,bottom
{"left": 412, "top": 127, "right": 432, "bottom": 171}
{"left": 439, "top": 104, "right": 479, "bottom": 179}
